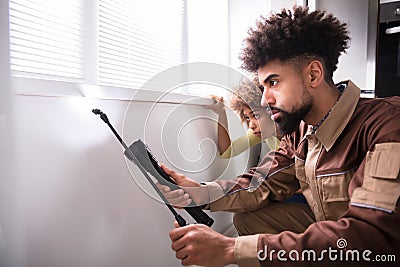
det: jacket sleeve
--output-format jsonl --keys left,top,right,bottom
{"left": 255, "top": 201, "right": 400, "bottom": 266}
{"left": 208, "top": 132, "right": 300, "bottom": 212}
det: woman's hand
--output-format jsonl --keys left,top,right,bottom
{"left": 208, "top": 95, "right": 226, "bottom": 115}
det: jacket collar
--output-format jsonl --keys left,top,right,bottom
{"left": 313, "top": 80, "right": 360, "bottom": 152}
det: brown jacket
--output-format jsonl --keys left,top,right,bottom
{"left": 207, "top": 81, "right": 400, "bottom": 266}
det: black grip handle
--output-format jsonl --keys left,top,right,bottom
{"left": 185, "top": 206, "right": 214, "bottom": 227}
{"left": 175, "top": 214, "right": 187, "bottom": 227}
{"left": 146, "top": 148, "right": 214, "bottom": 226}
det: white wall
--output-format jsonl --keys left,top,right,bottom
{"left": 228, "top": 0, "right": 301, "bottom": 71}
{"left": 187, "top": 0, "right": 229, "bottom": 65}
{"left": 228, "top": 0, "right": 269, "bottom": 70}
{"left": 315, "top": 0, "right": 378, "bottom": 90}
{"left": 228, "top": 0, "right": 377, "bottom": 91}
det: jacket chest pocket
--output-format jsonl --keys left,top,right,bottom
{"left": 296, "top": 156, "right": 353, "bottom": 221}
{"left": 295, "top": 157, "right": 312, "bottom": 205}
{"left": 317, "top": 171, "right": 353, "bottom": 220}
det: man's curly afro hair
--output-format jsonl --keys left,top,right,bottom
{"left": 240, "top": 6, "right": 350, "bottom": 82}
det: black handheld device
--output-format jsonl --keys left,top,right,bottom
{"left": 92, "top": 108, "right": 214, "bottom": 227}
{"left": 126, "top": 140, "right": 214, "bottom": 226}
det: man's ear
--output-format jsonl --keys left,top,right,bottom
{"left": 307, "top": 60, "right": 324, "bottom": 88}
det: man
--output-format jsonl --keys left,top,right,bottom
{"left": 159, "top": 6, "right": 400, "bottom": 266}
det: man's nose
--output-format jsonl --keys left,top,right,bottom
{"left": 261, "top": 88, "right": 275, "bottom": 107}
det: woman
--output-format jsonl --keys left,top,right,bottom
{"left": 210, "top": 78, "right": 280, "bottom": 160}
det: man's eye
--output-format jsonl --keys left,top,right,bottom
{"left": 270, "top": 80, "right": 278, "bottom": 86}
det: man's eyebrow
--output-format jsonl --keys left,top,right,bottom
{"left": 262, "top": 74, "right": 279, "bottom": 84}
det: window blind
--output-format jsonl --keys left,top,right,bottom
{"left": 9, "top": 0, "right": 84, "bottom": 82}
{"left": 98, "top": 0, "right": 186, "bottom": 91}
{"left": 9, "top": 0, "right": 186, "bottom": 93}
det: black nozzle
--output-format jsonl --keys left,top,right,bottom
{"left": 92, "top": 108, "right": 109, "bottom": 123}
{"left": 92, "top": 109, "right": 103, "bottom": 115}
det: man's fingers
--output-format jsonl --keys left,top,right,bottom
{"left": 156, "top": 183, "right": 171, "bottom": 193}
{"left": 160, "top": 164, "right": 178, "bottom": 181}
{"left": 156, "top": 184, "right": 192, "bottom": 207}
{"left": 175, "top": 198, "right": 192, "bottom": 208}
{"left": 169, "top": 224, "right": 189, "bottom": 242}
{"left": 161, "top": 164, "right": 185, "bottom": 183}
{"left": 157, "top": 184, "right": 185, "bottom": 201}
{"left": 163, "top": 188, "right": 184, "bottom": 199}
{"left": 169, "top": 195, "right": 192, "bottom": 208}
{"left": 175, "top": 248, "right": 188, "bottom": 261}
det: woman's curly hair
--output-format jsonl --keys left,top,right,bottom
{"left": 230, "top": 78, "right": 263, "bottom": 121}
{"left": 240, "top": 6, "right": 350, "bottom": 82}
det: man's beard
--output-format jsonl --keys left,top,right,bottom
{"left": 273, "top": 90, "right": 313, "bottom": 136}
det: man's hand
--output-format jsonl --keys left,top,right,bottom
{"left": 169, "top": 222, "right": 236, "bottom": 267}
{"left": 158, "top": 164, "right": 209, "bottom": 207}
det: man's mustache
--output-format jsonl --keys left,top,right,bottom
{"left": 265, "top": 106, "right": 285, "bottom": 114}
